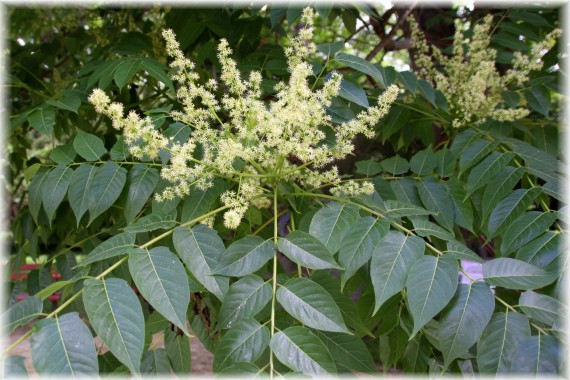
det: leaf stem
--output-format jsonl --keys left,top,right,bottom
{"left": 269, "top": 187, "right": 279, "bottom": 379}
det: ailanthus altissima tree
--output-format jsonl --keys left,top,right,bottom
{"left": 4, "top": 4, "right": 565, "bottom": 377}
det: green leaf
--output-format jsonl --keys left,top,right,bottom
{"left": 311, "top": 271, "right": 374, "bottom": 338}
{"left": 114, "top": 58, "right": 141, "bottom": 89}
{"left": 27, "top": 107, "right": 55, "bottom": 138}
{"left": 371, "top": 231, "right": 425, "bottom": 313}
{"left": 402, "top": 335, "right": 430, "bottom": 373}
{"left": 407, "top": 256, "right": 459, "bottom": 338}
{"left": 510, "top": 335, "right": 560, "bottom": 374}
{"left": 398, "top": 71, "right": 418, "bottom": 94}
{"left": 5, "top": 296, "right": 43, "bottom": 332}
{"left": 314, "top": 331, "right": 377, "bottom": 373}
{"left": 49, "top": 143, "right": 76, "bottom": 165}
{"left": 214, "top": 236, "right": 274, "bottom": 276}
{"left": 35, "top": 281, "right": 73, "bottom": 301}
{"left": 519, "top": 290, "right": 562, "bottom": 326}
{"left": 410, "top": 146, "right": 437, "bottom": 176}
{"left": 525, "top": 86, "right": 551, "bottom": 116}
{"left": 212, "top": 319, "right": 269, "bottom": 372}
{"left": 461, "top": 140, "right": 498, "bottom": 169}
{"left": 445, "top": 240, "right": 484, "bottom": 263}
{"left": 500, "top": 211, "right": 557, "bottom": 255}
{"left": 477, "top": 312, "right": 531, "bottom": 374}
{"left": 30, "top": 313, "right": 98, "bottom": 376}
{"left": 164, "top": 328, "right": 191, "bottom": 373}
{"left": 140, "top": 349, "right": 171, "bottom": 374}
{"left": 270, "top": 326, "right": 336, "bottom": 376}
{"left": 173, "top": 225, "right": 229, "bottom": 300}
{"left": 412, "top": 218, "right": 454, "bottom": 241}
{"left": 335, "top": 52, "right": 383, "bottom": 83}
{"left": 501, "top": 91, "right": 520, "bottom": 108}
{"left": 467, "top": 152, "right": 514, "bottom": 196}
{"left": 382, "top": 200, "right": 432, "bottom": 219}
{"left": 339, "top": 78, "right": 369, "bottom": 108}
{"left": 88, "top": 162, "right": 127, "bottom": 224}
{"left": 83, "top": 278, "right": 144, "bottom": 374}
{"left": 42, "top": 164, "right": 73, "bottom": 222}
{"left": 483, "top": 258, "right": 557, "bottom": 290}
{"left": 68, "top": 164, "right": 97, "bottom": 225}
{"left": 2, "top": 356, "right": 28, "bottom": 377}
{"left": 380, "top": 155, "right": 409, "bottom": 175}
{"left": 316, "top": 41, "right": 344, "bottom": 56}
{"left": 309, "top": 202, "right": 359, "bottom": 254}
{"left": 73, "top": 130, "right": 107, "bottom": 162}
{"left": 124, "top": 212, "right": 177, "bottom": 233}
{"left": 507, "top": 138, "right": 559, "bottom": 183}
{"left": 128, "top": 247, "right": 190, "bottom": 335}
{"left": 516, "top": 232, "right": 560, "bottom": 269}
{"left": 125, "top": 165, "right": 159, "bottom": 222}
{"left": 139, "top": 57, "right": 174, "bottom": 91}
{"left": 277, "top": 277, "right": 349, "bottom": 333}
{"left": 438, "top": 282, "right": 494, "bottom": 368}
{"left": 181, "top": 178, "right": 227, "bottom": 223}
{"left": 277, "top": 230, "right": 341, "bottom": 270}
{"left": 217, "top": 362, "right": 261, "bottom": 376}
{"left": 110, "top": 136, "right": 130, "bottom": 161}
{"left": 46, "top": 92, "right": 81, "bottom": 114}
{"left": 28, "top": 167, "right": 50, "bottom": 223}
{"left": 417, "top": 79, "right": 436, "bottom": 106}
{"left": 355, "top": 159, "right": 383, "bottom": 176}
{"left": 446, "top": 178, "right": 474, "bottom": 232}
{"left": 482, "top": 166, "right": 524, "bottom": 221}
{"left": 417, "top": 177, "right": 455, "bottom": 232}
{"left": 487, "top": 188, "right": 542, "bottom": 238}
{"left": 218, "top": 275, "right": 271, "bottom": 330}
{"left": 79, "top": 232, "right": 135, "bottom": 267}
{"left": 338, "top": 217, "right": 389, "bottom": 289}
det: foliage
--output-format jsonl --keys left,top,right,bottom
{"left": 4, "top": 4, "right": 565, "bottom": 377}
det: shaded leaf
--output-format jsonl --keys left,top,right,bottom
{"left": 335, "top": 53, "right": 383, "bottom": 83}
{"left": 218, "top": 275, "right": 271, "bottom": 330}
{"left": 277, "top": 230, "right": 341, "bottom": 270}
{"left": 215, "top": 236, "right": 274, "bottom": 276}
{"left": 124, "top": 165, "right": 159, "bottom": 223}
{"left": 212, "top": 319, "right": 269, "bottom": 372}
{"left": 309, "top": 203, "right": 359, "bottom": 254}
{"left": 487, "top": 188, "right": 542, "bottom": 238}
{"left": 30, "top": 313, "right": 98, "bottom": 376}
{"left": 83, "top": 278, "right": 144, "bottom": 374}
{"left": 339, "top": 217, "right": 389, "bottom": 289}
{"left": 49, "top": 143, "right": 76, "bottom": 165}
{"left": 500, "top": 211, "right": 557, "bottom": 255}
{"left": 477, "top": 312, "right": 530, "bottom": 374}
{"left": 519, "top": 290, "right": 562, "bottom": 326}
{"left": 128, "top": 247, "right": 190, "bottom": 335}
{"left": 410, "top": 146, "right": 437, "bottom": 176}
{"left": 88, "top": 162, "right": 127, "bottom": 224}
{"left": 27, "top": 107, "right": 55, "bottom": 138}
{"left": 173, "top": 225, "right": 228, "bottom": 300}
{"left": 28, "top": 167, "right": 50, "bottom": 224}
{"left": 381, "top": 155, "right": 409, "bottom": 175}
{"left": 68, "top": 164, "right": 97, "bottom": 225}
{"left": 140, "top": 349, "right": 171, "bottom": 374}
{"left": 277, "top": 277, "right": 349, "bottom": 333}
{"left": 73, "top": 130, "right": 106, "bottom": 162}
{"left": 407, "top": 256, "right": 458, "bottom": 338}
{"left": 314, "top": 331, "right": 376, "bottom": 373}
{"left": 42, "top": 164, "right": 73, "bottom": 222}
{"left": 482, "top": 166, "right": 524, "bottom": 221}
{"left": 78, "top": 232, "right": 135, "bottom": 267}
{"left": 270, "top": 326, "right": 336, "bottom": 376}
{"left": 5, "top": 296, "right": 43, "bottom": 332}
{"left": 438, "top": 282, "right": 494, "bottom": 367}
{"left": 417, "top": 177, "right": 455, "bottom": 232}
{"left": 370, "top": 231, "right": 424, "bottom": 313}
{"left": 467, "top": 152, "right": 514, "bottom": 196}
{"left": 510, "top": 335, "right": 560, "bottom": 374}
{"left": 483, "top": 258, "right": 557, "bottom": 290}
{"left": 164, "top": 327, "right": 191, "bottom": 373}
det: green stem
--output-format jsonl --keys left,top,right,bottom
{"left": 269, "top": 187, "right": 279, "bottom": 379}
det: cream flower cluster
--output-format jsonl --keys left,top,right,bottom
{"left": 89, "top": 7, "right": 399, "bottom": 228}
{"left": 410, "top": 14, "right": 561, "bottom": 129}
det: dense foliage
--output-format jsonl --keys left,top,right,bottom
{"left": 3, "top": 4, "right": 565, "bottom": 377}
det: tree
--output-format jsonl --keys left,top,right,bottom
{"left": 4, "top": 4, "right": 564, "bottom": 377}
